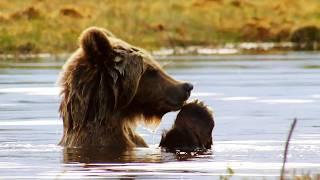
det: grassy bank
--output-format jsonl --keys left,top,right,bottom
{"left": 0, "top": 0, "right": 320, "bottom": 54}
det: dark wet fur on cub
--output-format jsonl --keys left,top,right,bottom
{"left": 59, "top": 27, "right": 193, "bottom": 149}
{"left": 160, "top": 100, "right": 214, "bottom": 152}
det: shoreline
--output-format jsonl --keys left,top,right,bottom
{"left": 0, "top": 42, "right": 319, "bottom": 61}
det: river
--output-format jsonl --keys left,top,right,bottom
{"left": 0, "top": 52, "right": 319, "bottom": 179}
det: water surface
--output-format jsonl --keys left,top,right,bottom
{"left": 0, "top": 53, "right": 319, "bottom": 179}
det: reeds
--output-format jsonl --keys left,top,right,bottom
{"left": 280, "top": 118, "right": 298, "bottom": 180}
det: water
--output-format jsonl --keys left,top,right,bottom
{"left": 0, "top": 53, "right": 319, "bottom": 179}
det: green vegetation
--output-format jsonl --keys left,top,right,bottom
{"left": 0, "top": 0, "right": 320, "bottom": 53}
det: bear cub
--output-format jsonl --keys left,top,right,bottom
{"left": 159, "top": 100, "right": 214, "bottom": 152}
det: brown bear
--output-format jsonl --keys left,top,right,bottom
{"left": 159, "top": 100, "right": 214, "bottom": 152}
{"left": 58, "top": 27, "right": 193, "bottom": 149}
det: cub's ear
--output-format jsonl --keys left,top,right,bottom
{"left": 79, "top": 27, "right": 113, "bottom": 64}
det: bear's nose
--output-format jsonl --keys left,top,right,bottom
{"left": 182, "top": 83, "right": 193, "bottom": 93}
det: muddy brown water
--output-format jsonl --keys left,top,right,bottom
{"left": 0, "top": 52, "right": 319, "bottom": 179}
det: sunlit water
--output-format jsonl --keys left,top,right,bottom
{"left": 0, "top": 52, "right": 319, "bottom": 179}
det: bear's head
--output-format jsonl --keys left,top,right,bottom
{"left": 59, "top": 27, "right": 193, "bottom": 132}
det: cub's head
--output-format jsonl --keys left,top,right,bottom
{"left": 174, "top": 100, "right": 214, "bottom": 149}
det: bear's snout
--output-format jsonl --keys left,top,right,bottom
{"left": 165, "top": 82, "right": 193, "bottom": 110}
{"left": 182, "top": 82, "right": 193, "bottom": 98}
{"left": 177, "top": 82, "right": 193, "bottom": 102}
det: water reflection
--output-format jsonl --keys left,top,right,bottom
{"left": 63, "top": 147, "right": 162, "bottom": 163}
{"left": 63, "top": 146, "right": 213, "bottom": 163}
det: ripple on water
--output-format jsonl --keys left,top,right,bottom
{"left": 256, "top": 99, "right": 315, "bottom": 104}
{"left": 0, "top": 143, "right": 61, "bottom": 152}
{"left": 0, "top": 87, "right": 59, "bottom": 96}
{"left": 0, "top": 120, "right": 61, "bottom": 126}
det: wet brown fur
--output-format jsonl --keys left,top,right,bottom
{"left": 59, "top": 27, "right": 192, "bottom": 149}
{"left": 160, "top": 100, "right": 214, "bottom": 152}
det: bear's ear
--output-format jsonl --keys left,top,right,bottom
{"left": 79, "top": 27, "right": 113, "bottom": 64}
